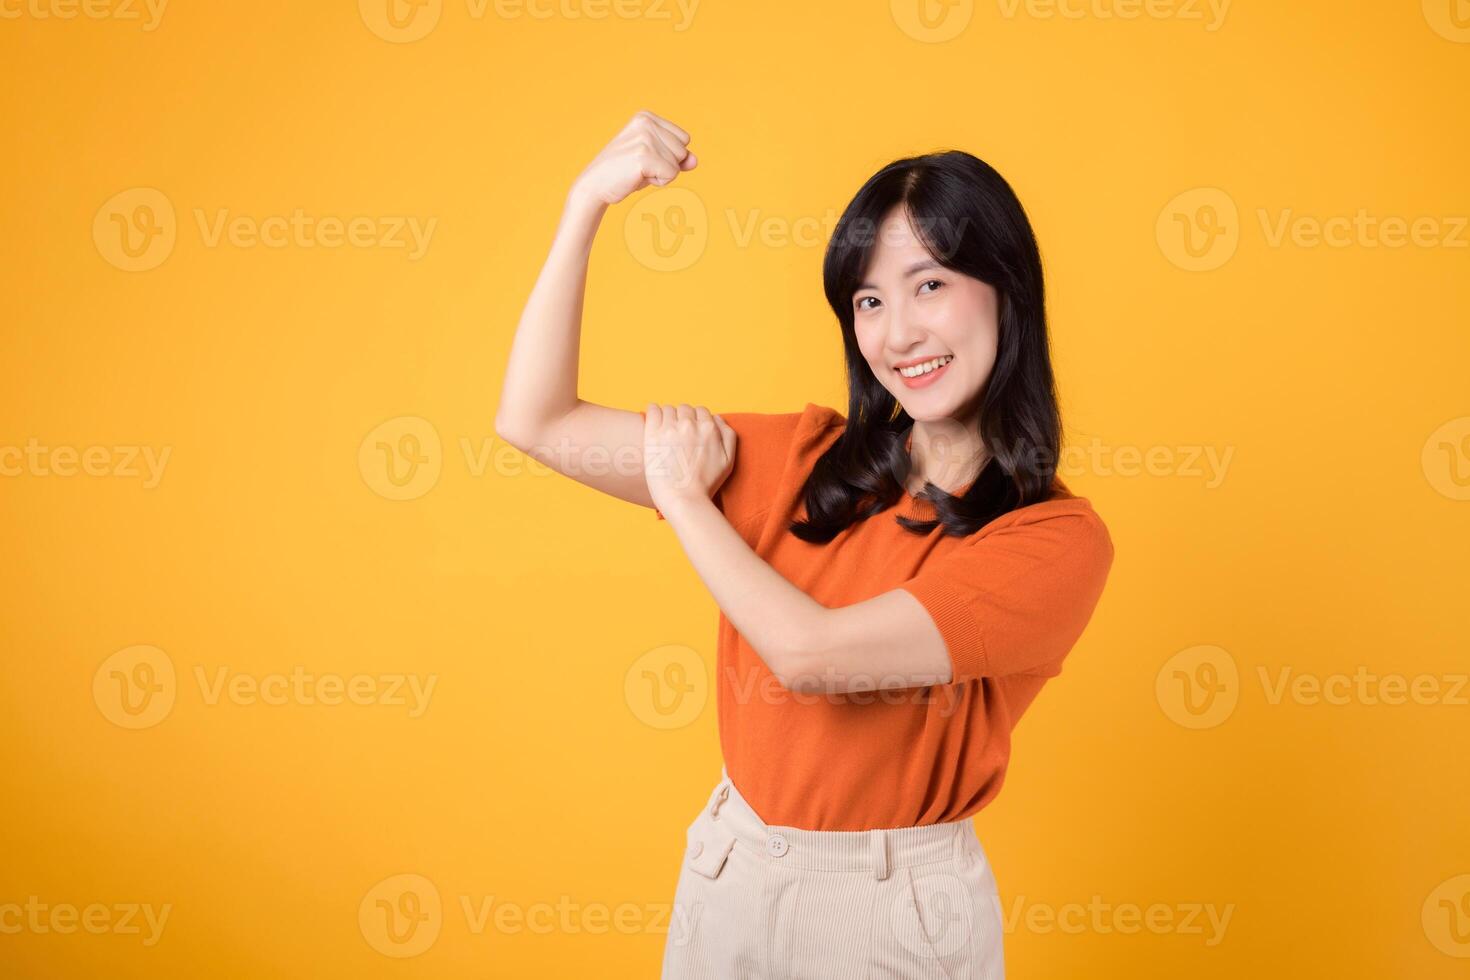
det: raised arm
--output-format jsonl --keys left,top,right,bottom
{"left": 493, "top": 110, "right": 698, "bottom": 511}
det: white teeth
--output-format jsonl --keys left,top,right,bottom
{"left": 898, "top": 354, "right": 954, "bottom": 378}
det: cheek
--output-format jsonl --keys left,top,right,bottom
{"left": 957, "top": 330, "right": 998, "bottom": 377}
{"left": 944, "top": 294, "right": 998, "bottom": 358}
{"left": 937, "top": 291, "right": 982, "bottom": 328}
{"left": 854, "top": 323, "right": 885, "bottom": 365}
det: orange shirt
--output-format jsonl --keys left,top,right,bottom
{"left": 641, "top": 402, "right": 1115, "bottom": 831}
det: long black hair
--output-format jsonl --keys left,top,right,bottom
{"left": 790, "top": 149, "right": 1062, "bottom": 543}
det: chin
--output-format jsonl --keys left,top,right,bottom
{"left": 900, "top": 390, "right": 984, "bottom": 426}
{"left": 897, "top": 401, "right": 955, "bottom": 423}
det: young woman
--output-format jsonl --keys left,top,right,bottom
{"left": 495, "top": 110, "right": 1115, "bottom": 980}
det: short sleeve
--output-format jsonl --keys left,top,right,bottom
{"left": 639, "top": 408, "right": 808, "bottom": 534}
{"left": 897, "top": 503, "right": 1115, "bottom": 683}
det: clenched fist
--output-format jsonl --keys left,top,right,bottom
{"left": 642, "top": 403, "right": 734, "bottom": 516}
{"left": 571, "top": 110, "right": 698, "bottom": 208}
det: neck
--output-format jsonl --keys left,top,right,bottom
{"left": 904, "top": 414, "right": 988, "bottom": 495}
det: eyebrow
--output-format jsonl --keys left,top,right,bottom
{"left": 856, "top": 259, "right": 944, "bottom": 292}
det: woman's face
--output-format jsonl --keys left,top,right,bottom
{"left": 851, "top": 205, "right": 998, "bottom": 426}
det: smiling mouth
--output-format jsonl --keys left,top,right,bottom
{"left": 895, "top": 354, "right": 954, "bottom": 379}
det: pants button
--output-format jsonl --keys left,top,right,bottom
{"left": 766, "top": 833, "right": 789, "bottom": 857}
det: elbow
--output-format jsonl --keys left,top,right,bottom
{"left": 492, "top": 410, "right": 514, "bottom": 446}
{"left": 766, "top": 624, "right": 826, "bottom": 695}
{"left": 493, "top": 394, "right": 539, "bottom": 451}
{"left": 496, "top": 401, "right": 574, "bottom": 455}
{"left": 493, "top": 413, "right": 530, "bottom": 453}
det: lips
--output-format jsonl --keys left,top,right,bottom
{"left": 893, "top": 353, "right": 953, "bottom": 372}
{"left": 895, "top": 354, "right": 953, "bottom": 389}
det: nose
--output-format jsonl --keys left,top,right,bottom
{"left": 885, "top": 301, "right": 929, "bottom": 354}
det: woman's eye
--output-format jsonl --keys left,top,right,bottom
{"left": 920, "top": 279, "right": 943, "bottom": 294}
{"left": 856, "top": 296, "right": 878, "bottom": 311}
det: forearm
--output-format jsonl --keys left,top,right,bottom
{"left": 494, "top": 186, "right": 607, "bottom": 441}
{"left": 659, "top": 493, "right": 955, "bottom": 695}
{"left": 658, "top": 495, "right": 828, "bottom": 689}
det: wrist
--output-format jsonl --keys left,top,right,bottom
{"left": 564, "top": 182, "right": 609, "bottom": 220}
{"left": 656, "top": 492, "right": 715, "bottom": 521}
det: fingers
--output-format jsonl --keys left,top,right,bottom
{"left": 637, "top": 109, "right": 690, "bottom": 146}
{"left": 647, "top": 403, "right": 719, "bottom": 428}
{"left": 649, "top": 162, "right": 680, "bottom": 187}
{"left": 639, "top": 143, "right": 681, "bottom": 186}
{"left": 631, "top": 110, "right": 696, "bottom": 177}
{"left": 714, "top": 415, "right": 735, "bottom": 459}
{"left": 644, "top": 122, "right": 694, "bottom": 170}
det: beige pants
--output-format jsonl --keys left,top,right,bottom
{"left": 662, "top": 767, "right": 1005, "bottom": 980}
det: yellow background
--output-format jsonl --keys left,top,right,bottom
{"left": 3, "top": 0, "right": 1468, "bottom": 976}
